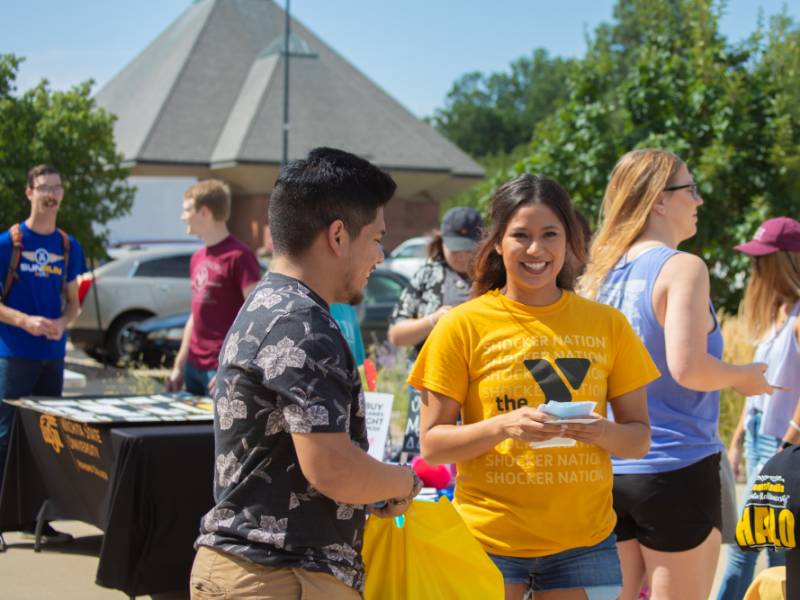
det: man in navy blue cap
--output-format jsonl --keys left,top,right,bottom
{"left": 441, "top": 206, "right": 483, "bottom": 252}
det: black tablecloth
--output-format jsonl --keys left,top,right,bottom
{"left": 0, "top": 409, "right": 214, "bottom": 596}
{"left": 96, "top": 424, "right": 214, "bottom": 594}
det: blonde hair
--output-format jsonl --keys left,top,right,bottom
{"left": 185, "top": 179, "right": 231, "bottom": 222}
{"left": 741, "top": 251, "right": 800, "bottom": 341}
{"left": 579, "top": 149, "right": 684, "bottom": 298}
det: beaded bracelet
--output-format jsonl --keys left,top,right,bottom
{"left": 387, "top": 466, "right": 424, "bottom": 506}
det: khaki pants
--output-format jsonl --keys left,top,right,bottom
{"left": 190, "top": 546, "right": 361, "bottom": 599}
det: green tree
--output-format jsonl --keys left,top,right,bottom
{"left": 430, "top": 49, "right": 575, "bottom": 159}
{"left": 502, "top": 0, "right": 800, "bottom": 312}
{"left": 0, "top": 54, "right": 135, "bottom": 260}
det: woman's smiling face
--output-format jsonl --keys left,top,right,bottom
{"left": 496, "top": 202, "right": 566, "bottom": 305}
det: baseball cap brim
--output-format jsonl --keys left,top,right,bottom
{"left": 442, "top": 236, "right": 478, "bottom": 252}
{"left": 734, "top": 240, "right": 779, "bottom": 256}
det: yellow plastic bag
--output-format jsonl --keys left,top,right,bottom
{"left": 363, "top": 498, "right": 504, "bottom": 600}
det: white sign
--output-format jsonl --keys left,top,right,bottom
{"left": 365, "top": 392, "right": 394, "bottom": 461}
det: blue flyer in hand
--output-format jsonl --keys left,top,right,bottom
{"left": 539, "top": 401, "right": 596, "bottom": 419}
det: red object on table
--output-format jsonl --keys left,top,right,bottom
{"left": 411, "top": 456, "right": 452, "bottom": 490}
{"left": 363, "top": 358, "right": 378, "bottom": 392}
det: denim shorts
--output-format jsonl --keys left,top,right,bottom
{"left": 487, "top": 533, "right": 621, "bottom": 599}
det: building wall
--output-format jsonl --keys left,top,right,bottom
{"left": 228, "top": 194, "right": 439, "bottom": 254}
{"left": 108, "top": 179, "right": 440, "bottom": 255}
{"left": 229, "top": 193, "right": 270, "bottom": 250}
{"left": 106, "top": 176, "right": 197, "bottom": 244}
{"left": 382, "top": 197, "right": 440, "bottom": 250}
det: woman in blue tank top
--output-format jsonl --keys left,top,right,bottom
{"left": 580, "top": 149, "right": 773, "bottom": 600}
{"left": 718, "top": 217, "right": 800, "bottom": 600}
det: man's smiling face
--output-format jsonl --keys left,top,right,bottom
{"left": 26, "top": 173, "right": 64, "bottom": 217}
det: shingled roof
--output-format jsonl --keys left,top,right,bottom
{"left": 96, "top": 0, "right": 483, "bottom": 197}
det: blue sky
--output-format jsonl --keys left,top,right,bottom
{"left": 2, "top": 0, "right": 798, "bottom": 118}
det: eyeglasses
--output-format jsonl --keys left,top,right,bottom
{"left": 33, "top": 185, "right": 64, "bottom": 194}
{"left": 663, "top": 182, "right": 699, "bottom": 199}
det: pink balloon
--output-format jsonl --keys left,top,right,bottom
{"left": 411, "top": 456, "right": 453, "bottom": 489}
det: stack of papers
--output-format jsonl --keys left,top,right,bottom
{"left": 530, "top": 401, "right": 597, "bottom": 449}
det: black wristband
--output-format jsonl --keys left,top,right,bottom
{"left": 781, "top": 440, "right": 793, "bottom": 450}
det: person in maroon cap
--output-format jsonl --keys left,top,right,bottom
{"left": 718, "top": 216, "right": 800, "bottom": 600}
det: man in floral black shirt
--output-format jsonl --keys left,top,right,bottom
{"left": 190, "top": 148, "right": 422, "bottom": 599}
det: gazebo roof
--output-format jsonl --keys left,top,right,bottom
{"left": 96, "top": 0, "right": 483, "bottom": 197}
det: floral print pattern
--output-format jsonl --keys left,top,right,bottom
{"left": 246, "top": 515, "right": 289, "bottom": 549}
{"left": 220, "top": 323, "right": 260, "bottom": 366}
{"left": 255, "top": 337, "right": 307, "bottom": 380}
{"left": 216, "top": 451, "right": 242, "bottom": 487}
{"left": 265, "top": 401, "right": 329, "bottom": 435}
{"left": 246, "top": 287, "right": 282, "bottom": 312}
{"left": 196, "top": 272, "right": 368, "bottom": 592}
{"left": 203, "top": 508, "right": 236, "bottom": 532}
{"left": 216, "top": 375, "right": 247, "bottom": 430}
{"left": 389, "top": 259, "right": 470, "bottom": 357}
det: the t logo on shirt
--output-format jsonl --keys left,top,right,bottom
{"left": 524, "top": 358, "right": 591, "bottom": 403}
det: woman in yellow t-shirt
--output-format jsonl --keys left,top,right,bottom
{"left": 409, "top": 174, "right": 659, "bottom": 600}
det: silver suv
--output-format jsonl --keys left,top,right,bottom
{"left": 69, "top": 244, "right": 198, "bottom": 363}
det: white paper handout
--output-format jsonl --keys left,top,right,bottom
{"left": 530, "top": 401, "right": 599, "bottom": 449}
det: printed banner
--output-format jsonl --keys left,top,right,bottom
{"left": 400, "top": 387, "right": 421, "bottom": 457}
{"left": 365, "top": 392, "right": 394, "bottom": 461}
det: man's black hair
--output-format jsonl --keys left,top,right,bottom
{"left": 269, "top": 147, "right": 396, "bottom": 256}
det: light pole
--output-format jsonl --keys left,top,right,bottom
{"left": 281, "top": 0, "right": 290, "bottom": 167}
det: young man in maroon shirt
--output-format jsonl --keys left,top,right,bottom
{"left": 167, "top": 180, "right": 261, "bottom": 395}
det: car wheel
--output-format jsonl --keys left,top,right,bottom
{"left": 104, "top": 311, "right": 154, "bottom": 365}
{"left": 85, "top": 346, "right": 105, "bottom": 362}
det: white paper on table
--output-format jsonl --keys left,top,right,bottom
{"left": 126, "top": 397, "right": 160, "bottom": 404}
{"left": 147, "top": 406, "right": 190, "bottom": 416}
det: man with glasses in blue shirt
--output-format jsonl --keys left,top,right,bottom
{"left": 0, "top": 164, "right": 86, "bottom": 543}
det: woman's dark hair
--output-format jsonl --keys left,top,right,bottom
{"left": 472, "top": 174, "right": 586, "bottom": 297}
{"left": 426, "top": 232, "right": 445, "bottom": 261}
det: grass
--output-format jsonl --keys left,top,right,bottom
{"left": 367, "top": 342, "right": 411, "bottom": 454}
{"left": 718, "top": 311, "right": 753, "bottom": 448}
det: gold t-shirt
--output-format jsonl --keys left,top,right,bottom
{"left": 408, "top": 289, "right": 660, "bottom": 557}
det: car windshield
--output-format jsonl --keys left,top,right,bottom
{"left": 364, "top": 273, "right": 405, "bottom": 304}
{"left": 391, "top": 241, "right": 427, "bottom": 259}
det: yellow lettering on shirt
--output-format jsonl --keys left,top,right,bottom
{"left": 737, "top": 506, "right": 797, "bottom": 549}
{"left": 408, "top": 290, "right": 660, "bottom": 557}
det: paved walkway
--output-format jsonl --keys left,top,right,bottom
{"left": 0, "top": 521, "right": 187, "bottom": 599}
